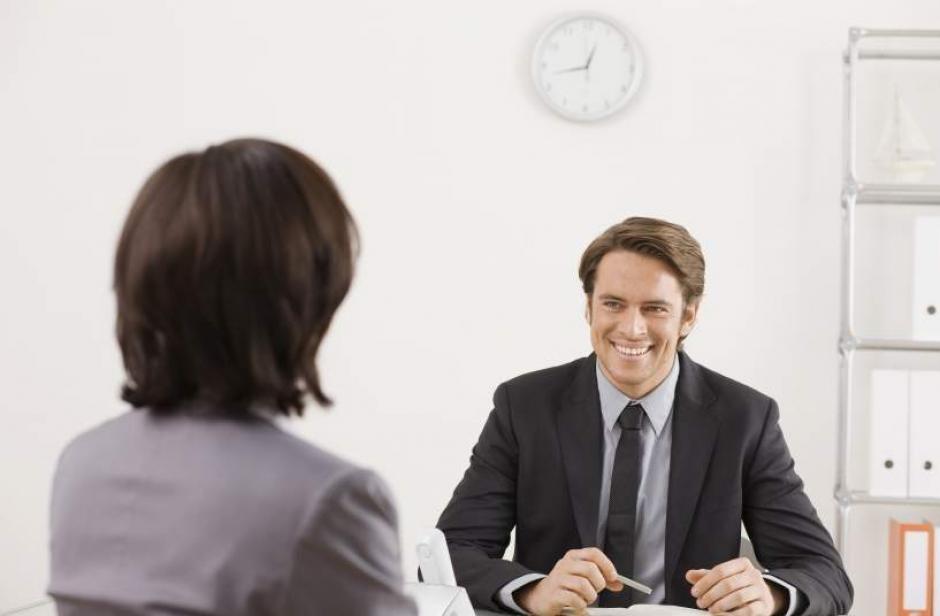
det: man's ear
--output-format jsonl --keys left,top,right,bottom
{"left": 680, "top": 299, "right": 700, "bottom": 337}
{"left": 584, "top": 294, "right": 592, "bottom": 324}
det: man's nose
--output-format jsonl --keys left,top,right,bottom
{"left": 618, "top": 309, "right": 647, "bottom": 337}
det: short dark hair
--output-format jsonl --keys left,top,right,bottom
{"left": 114, "top": 138, "right": 357, "bottom": 417}
{"left": 578, "top": 216, "right": 705, "bottom": 305}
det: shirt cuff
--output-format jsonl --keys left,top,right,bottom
{"left": 497, "top": 573, "right": 547, "bottom": 614}
{"left": 762, "top": 573, "right": 801, "bottom": 616}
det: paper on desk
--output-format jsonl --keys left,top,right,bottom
{"left": 561, "top": 605, "right": 709, "bottom": 615}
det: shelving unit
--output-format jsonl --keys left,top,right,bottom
{"left": 836, "top": 27, "right": 940, "bottom": 557}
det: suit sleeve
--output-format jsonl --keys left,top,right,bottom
{"left": 436, "top": 382, "right": 538, "bottom": 611}
{"left": 283, "top": 469, "right": 417, "bottom": 616}
{"left": 742, "top": 399, "right": 853, "bottom": 616}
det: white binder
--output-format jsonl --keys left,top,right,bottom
{"left": 888, "top": 520, "right": 934, "bottom": 616}
{"left": 909, "top": 371, "right": 940, "bottom": 498}
{"left": 870, "top": 369, "right": 910, "bottom": 497}
{"left": 913, "top": 216, "right": 940, "bottom": 341}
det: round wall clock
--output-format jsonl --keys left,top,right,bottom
{"left": 531, "top": 13, "right": 644, "bottom": 122}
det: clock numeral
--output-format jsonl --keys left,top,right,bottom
{"left": 621, "top": 85, "right": 628, "bottom": 93}
{"left": 582, "top": 104, "right": 588, "bottom": 113}
{"left": 541, "top": 61, "right": 547, "bottom": 69}
{"left": 604, "top": 99, "right": 611, "bottom": 109}
{"left": 622, "top": 42, "right": 631, "bottom": 52}
{"left": 545, "top": 83, "right": 552, "bottom": 92}
{"left": 562, "top": 97, "right": 568, "bottom": 106}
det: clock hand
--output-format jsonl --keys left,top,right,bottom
{"left": 554, "top": 65, "right": 587, "bottom": 74}
{"left": 583, "top": 43, "right": 597, "bottom": 83}
{"left": 584, "top": 43, "right": 597, "bottom": 70}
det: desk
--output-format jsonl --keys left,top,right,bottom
{"left": 5, "top": 601, "right": 506, "bottom": 615}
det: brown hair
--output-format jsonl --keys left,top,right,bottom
{"left": 578, "top": 216, "right": 705, "bottom": 305}
{"left": 114, "top": 138, "right": 357, "bottom": 417}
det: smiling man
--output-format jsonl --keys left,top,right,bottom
{"left": 436, "top": 217, "right": 852, "bottom": 616}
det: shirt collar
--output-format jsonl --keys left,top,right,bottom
{"left": 595, "top": 354, "right": 680, "bottom": 437}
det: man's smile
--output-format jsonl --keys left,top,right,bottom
{"left": 610, "top": 341, "right": 653, "bottom": 359}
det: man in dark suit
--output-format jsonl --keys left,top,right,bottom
{"left": 436, "top": 217, "right": 852, "bottom": 616}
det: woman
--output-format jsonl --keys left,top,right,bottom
{"left": 48, "top": 139, "right": 417, "bottom": 616}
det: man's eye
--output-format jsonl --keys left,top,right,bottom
{"left": 603, "top": 301, "right": 621, "bottom": 310}
{"left": 646, "top": 306, "right": 667, "bottom": 314}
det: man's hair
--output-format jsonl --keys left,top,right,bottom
{"left": 578, "top": 216, "right": 705, "bottom": 306}
{"left": 114, "top": 138, "right": 357, "bottom": 417}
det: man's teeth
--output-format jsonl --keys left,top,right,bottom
{"left": 613, "top": 344, "right": 650, "bottom": 356}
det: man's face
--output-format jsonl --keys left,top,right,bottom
{"left": 587, "top": 250, "right": 698, "bottom": 399}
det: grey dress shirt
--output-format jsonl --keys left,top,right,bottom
{"left": 498, "top": 358, "right": 799, "bottom": 615}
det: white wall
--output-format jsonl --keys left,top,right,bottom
{"left": 3, "top": 0, "right": 940, "bottom": 611}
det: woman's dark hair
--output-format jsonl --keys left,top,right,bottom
{"left": 114, "top": 138, "right": 357, "bottom": 417}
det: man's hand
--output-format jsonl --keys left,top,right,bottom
{"left": 516, "top": 547, "right": 624, "bottom": 615}
{"left": 686, "top": 557, "right": 785, "bottom": 615}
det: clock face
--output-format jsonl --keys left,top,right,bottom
{"left": 532, "top": 14, "right": 643, "bottom": 122}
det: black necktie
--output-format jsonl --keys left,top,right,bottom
{"left": 600, "top": 403, "right": 644, "bottom": 607}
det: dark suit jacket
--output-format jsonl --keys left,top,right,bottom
{"left": 437, "top": 353, "right": 853, "bottom": 615}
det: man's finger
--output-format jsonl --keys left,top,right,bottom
{"left": 709, "top": 585, "right": 763, "bottom": 613}
{"left": 686, "top": 568, "right": 708, "bottom": 583}
{"left": 711, "top": 557, "right": 750, "bottom": 579}
{"left": 575, "top": 547, "right": 619, "bottom": 583}
{"left": 691, "top": 559, "right": 750, "bottom": 598}
{"left": 567, "top": 559, "right": 607, "bottom": 592}
{"left": 560, "top": 574, "right": 598, "bottom": 604}
{"left": 556, "top": 587, "right": 589, "bottom": 610}
{"left": 697, "top": 571, "right": 751, "bottom": 608}
{"left": 725, "top": 598, "right": 766, "bottom": 616}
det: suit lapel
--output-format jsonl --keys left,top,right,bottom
{"left": 557, "top": 355, "right": 604, "bottom": 548}
{"left": 665, "top": 353, "right": 719, "bottom": 592}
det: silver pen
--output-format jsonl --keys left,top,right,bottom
{"left": 559, "top": 575, "right": 652, "bottom": 614}
{"left": 615, "top": 573, "right": 652, "bottom": 595}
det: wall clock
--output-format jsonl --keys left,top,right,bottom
{"left": 532, "top": 13, "right": 643, "bottom": 122}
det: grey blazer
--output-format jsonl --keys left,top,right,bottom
{"left": 48, "top": 410, "right": 417, "bottom": 616}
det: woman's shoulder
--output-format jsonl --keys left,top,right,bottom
{"left": 53, "top": 409, "right": 395, "bottom": 548}
{"left": 58, "top": 409, "right": 368, "bottom": 493}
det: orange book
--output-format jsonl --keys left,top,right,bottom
{"left": 888, "top": 519, "right": 934, "bottom": 616}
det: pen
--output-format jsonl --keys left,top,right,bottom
{"left": 559, "top": 575, "right": 652, "bottom": 615}
{"left": 616, "top": 573, "right": 652, "bottom": 595}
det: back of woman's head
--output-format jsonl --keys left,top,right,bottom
{"left": 114, "top": 138, "right": 357, "bottom": 417}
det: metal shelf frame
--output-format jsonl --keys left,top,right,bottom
{"left": 836, "top": 490, "right": 940, "bottom": 507}
{"left": 836, "top": 27, "right": 940, "bottom": 560}
{"left": 855, "top": 183, "right": 940, "bottom": 205}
